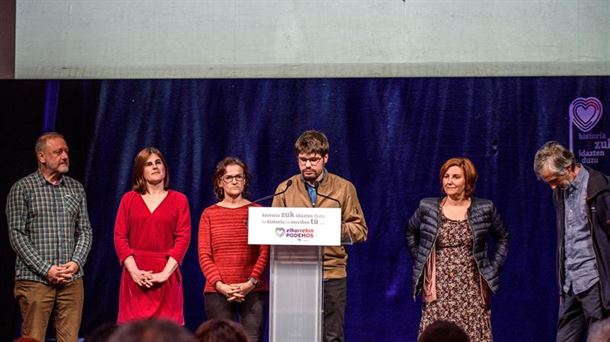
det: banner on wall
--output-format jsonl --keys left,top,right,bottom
{"left": 569, "top": 97, "right": 610, "bottom": 169}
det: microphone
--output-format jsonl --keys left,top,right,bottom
{"left": 314, "top": 181, "right": 341, "bottom": 208}
{"left": 252, "top": 180, "right": 293, "bottom": 204}
{"left": 315, "top": 181, "right": 352, "bottom": 244}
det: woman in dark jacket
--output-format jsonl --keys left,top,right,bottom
{"left": 406, "top": 157, "right": 509, "bottom": 342}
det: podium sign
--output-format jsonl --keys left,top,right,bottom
{"left": 248, "top": 207, "right": 341, "bottom": 342}
{"left": 248, "top": 207, "right": 341, "bottom": 246}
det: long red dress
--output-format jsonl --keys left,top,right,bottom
{"left": 114, "top": 190, "right": 191, "bottom": 325}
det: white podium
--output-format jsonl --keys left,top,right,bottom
{"left": 249, "top": 207, "right": 341, "bottom": 342}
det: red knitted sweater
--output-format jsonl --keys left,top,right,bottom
{"left": 198, "top": 203, "right": 269, "bottom": 292}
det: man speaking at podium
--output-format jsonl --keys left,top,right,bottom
{"left": 272, "top": 130, "right": 368, "bottom": 342}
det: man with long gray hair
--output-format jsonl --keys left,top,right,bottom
{"left": 534, "top": 141, "right": 610, "bottom": 341}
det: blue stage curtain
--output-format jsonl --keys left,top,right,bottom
{"left": 77, "top": 77, "right": 610, "bottom": 341}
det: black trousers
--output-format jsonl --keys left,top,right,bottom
{"left": 557, "top": 282, "right": 607, "bottom": 342}
{"left": 324, "top": 278, "right": 347, "bottom": 342}
{"left": 204, "top": 291, "right": 266, "bottom": 342}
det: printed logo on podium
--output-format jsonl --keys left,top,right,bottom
{"left": 248, "top": 207, "right": 340, "bottom": 246}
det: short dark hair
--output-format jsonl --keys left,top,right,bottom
{"left": 439, "top": 157, "right": 478, "bottom": 198}
{"left": 212, "top": 157, "right": 251, "bottom": 200}
{"left": 419, "top": 320, "right": 470, "bottom": 342}
{"left": 132, "top": 147, "right": 170, "bottom": 194}
{"left": 195, "top": 319, "right": 250, "bottom": 342}
{"left": 294, "top": 130, "right": 329, "bottom": 157}
{"left": 108, "top": 319, "right": 194, "bottom": 342}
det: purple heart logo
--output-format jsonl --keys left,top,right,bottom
{"left": 570, "top": 97, "right": 603, "bottom": 132}
{"left": 275, "top": 227, "right": 285, "bottom": 237}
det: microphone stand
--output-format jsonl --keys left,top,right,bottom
{"left": 251, "top": 179, "right": 293, "bottom": 204}
{"left": 314, "top": 181, "right": 352, "bottom": 245}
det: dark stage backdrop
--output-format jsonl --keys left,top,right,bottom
{"left": 2, "top": 77, "right": 610, "bottom": 341}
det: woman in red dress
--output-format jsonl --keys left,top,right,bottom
{"left": 198, "top": 157, "right": 269, "bottom": 342}
{"left": 114, "top": 147, "right": 191, "bottom": 325}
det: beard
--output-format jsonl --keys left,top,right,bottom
{"left": 301, "top": 169, "right": 320, "bottom": 182}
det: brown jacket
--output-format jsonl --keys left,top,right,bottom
{"left": 272, "top": 172, "right": 367, "bottom": 279}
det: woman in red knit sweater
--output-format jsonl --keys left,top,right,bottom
{"left": 198, "top": 157, "right": 269, "bottom": 342}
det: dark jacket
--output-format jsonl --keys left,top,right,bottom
{"left": 405, "top": 197, "right": 510, "bottom": 298}
{"left": 553, "top": 166, "right": 610, "bottom": 309}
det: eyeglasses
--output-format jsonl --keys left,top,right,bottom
{"left": 222, "top": 174, "right": 245, "bottom": 183}
{"left": 298, "top": 156, "right": 323, "bottom": 166}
